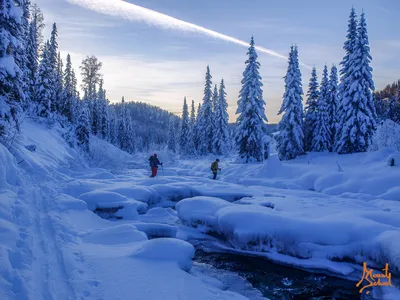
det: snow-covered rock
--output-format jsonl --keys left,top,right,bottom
{"left": 104, "top": 186, "right": 160, "bottom": 205}
{"left": 176, "top": 197, "right": 232, "bottom": 231}
{"left": 78, "top": 190, "right": 148, "bottom": 218}
{"left": 387, "top": 153, "right": 400, "bottom": 167}
{"left": 82, "top": 224, "right": 148, "bottom": 245}
{"left": 131, "top": 238, "right": 195, "bottom": 272}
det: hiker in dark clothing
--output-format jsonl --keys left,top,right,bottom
{"left": 149, "top": 154, "right": 163, "bottom": 177}
{"left": 210, "top": 159, "right": 221, "bottom": 180}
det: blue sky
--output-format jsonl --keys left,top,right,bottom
{"left": 36, "top": 0, "right": 400, "bottom": 123}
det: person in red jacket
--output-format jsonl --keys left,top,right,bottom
{"left": 148, "top": 154, "right": 163, "bottom": 177}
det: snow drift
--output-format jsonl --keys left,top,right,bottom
{"left": 177, "top": 196, "right": 400, "bottom": 276}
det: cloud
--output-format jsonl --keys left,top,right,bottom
{"left": 66, "top": 0, "right": 311, "bottom": 68}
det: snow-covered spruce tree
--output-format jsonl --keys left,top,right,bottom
{"left": 235, "top": 37, "right": 269, "bottom": 163}
{"left": 0, "top": 0, "right": 26, "bottom": 141}
{"left": 118, "top": 97, "right": 132, "bottom": 152}
{"left": 75, "top": 101, "right": 90, "bottom": 152}
{"left": 384, "top": 83, "right": 400, "bottom": 123}
{"left": 48, "top": 23, "right": 60, "bottom": 113}
{"left": 390, "top": 84, "right": 400, "bottom": 123}
{"left": 312, "top": 65, "right": 331, "bottom": 152}
{"left": 189, "top": 100, "right": 196, "bottom": 153}
{"left": 212, "top": 84, "right": 219, "bottom": 113}
{"left": 49, "top": 23, "right": 58, "bottom": 68}
{"left": 107, "top": 105, "right": 118, "bottom": 145}
{"left": 276, "top": 46, "right": 304, "bottom": 160}
{"left": 26, "top": 3, "right": 44, "bottom": 103}
{"left": 174, "top": 117, "right": 180, "bottom": 150}
{"left": 167, "top": 117, "right": 177, "bottom": 152}
{"left": 213, "top": 79, "right": 229, "bottom": 155}
{"left": 179, "top": 97, "right": 193, "bottom": 155}
{"left": 71, "top": 69, "right": 80, "bottom": 123}
{"left": 335, "top": 11, "right": 377, "bottom": 154}
{"left": 21, "top": 0, "right": 30, "bottom": 33}
{"left": 63, "top": 54, "right": 75, "bottom": 122}
{"left": 190, "top": 100, "right": 196, "bottom": 128}
{"left": 34, "top": 41, "right": 54, "bottom": 118}
{"left": 54, "top": 52, "right": 64, "bottom": 115}
{"left": 97, "top": 79, "right": 108, "bottom": 139}
{"left": 327, "top": 65, "right": 339, "bottom": 149}
{"left": 211, "top": 84, "right": 219, "bottom": 153}
{"left": 387, "top": 96, "right": 400, "bottom": 123}
{"left": 16, "top": 0, "right": 31, "bottom": 109}
{"left": 303, "top": 67, "right": 319, "bottom": 152}
{"left": 335, "top": 8, "right": 358, "bottom": 151}
{"left": 193, "top": 103, "right": 202, "bottom": 152}
{"left": 125, "top": 118, "right": 136, "bottom": 154}
{"left": 91, "top": 93, "right": 100, "bottom": 136}
{"left": 197, "top": 66, "right": 214, "bottom": 154}
{"left": 82, "top": 89, "right": 90, "bottom": 125}
{"left": 117, "top": 97, "right": 126, "bottom": 150}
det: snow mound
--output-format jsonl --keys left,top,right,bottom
{"left": 78, "top": 190, "right": 147, "bottom": 213}
{"left": 78, "top": 190, "right": 149, "bottom": 219}
{"left": 257, "top": 155, "right": 284, "bottom": 177}
{"left": 132, "top": 238, "right": 194, "bottom": 272}
{"left": 147, "top": 207, "right": 175, "bottom": 217}
{"left": 138, "top": 207, "right": 178, "bottom": 225}
{"left": 79, "top": 190, "right": 131, "bottom": 210}
{"left": 63, "top": 180, "right": 109, "bottom": 198}
{"left": 104, "top": 186, "right": 160, "bottom": 204}
{"left": 150, "top": 183, "right": 200, "bottom": 201}
{"left": 54, "top": 194, "right": 87, "bottom": 212}
{"left": 83, "top": 224, "right": 148, "bottom": 245}
{"left": 198, "top": 186, "right": 253, "bottom": 202}
{"left": 176, "top": 197, "right": 232, "bottom": 231}
{"left": 376, "top": 231, "right": 400, "bottom": 274}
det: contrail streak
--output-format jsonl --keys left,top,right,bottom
{"left": 68, "top": 0, "right": 310, "bottom": 68}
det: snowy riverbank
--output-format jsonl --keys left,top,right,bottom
{"left": 1, "top": 120, "right": 400, "bottom": 299}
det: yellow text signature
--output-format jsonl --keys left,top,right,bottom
{"left": 356, "top": 262, "right": 393, "bottom": 294}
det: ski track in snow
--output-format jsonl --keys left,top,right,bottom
{"left": 35, "top": 186, "right": 75, "bottom": 300}
{"left": 15, "top": 178, "right": 77, "bottom": 300}
{"left": 9, "top": 195, "right": 31, "bottom": 300}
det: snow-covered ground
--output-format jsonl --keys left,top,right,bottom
{"left": 1, "top": 119, "right": 400, "bottom": 299}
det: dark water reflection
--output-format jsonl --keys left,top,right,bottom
{"left": 194, "top": 249, "right": 374, "bottom": 300}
